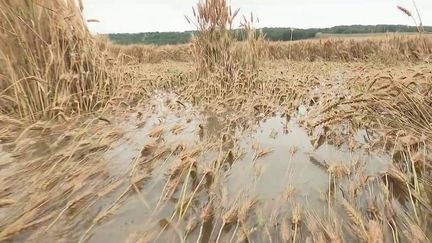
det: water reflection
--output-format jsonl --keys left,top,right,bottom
{"left": 90, "top": 95, "right": 391, "bottom": 243}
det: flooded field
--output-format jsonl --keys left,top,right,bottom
{"left": 1, "top": 60, "right": 431, "bottom": 242}
{"left": 0, "top": 58, "right": 430, "bottom": 243}
{"left": 71, "top": 92, "right": 391, "bottom": 242}
{"left": 1, "top": 0, "right": 431, "bottom": 241}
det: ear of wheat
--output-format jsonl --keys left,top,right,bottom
{"left": 397, "top": 5, "right": 412, "bottom": 16}
{"left": 397, "top": 5, "right": 421, "bottom": 32}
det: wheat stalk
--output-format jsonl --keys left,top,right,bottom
{"left": 397, "top": 5, "right": 421, "bottom": 32}
{"left": 340, "top": 198, "right": 368, "bottom": 241}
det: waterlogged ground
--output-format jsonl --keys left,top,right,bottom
{"left": 86, "top": 92, "right": 391, "bottom": 242}
{"left": 1, "top": 61, "right": 430, "bottom": 242}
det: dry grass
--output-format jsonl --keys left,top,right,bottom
{"left": 267, "top": 34, "right": 432, "bottom": 62}
{"left": 0, "top": 0, "right": 120, "bottom": 121}
{"left": 186, "top": 0, "right": 239, "bottom": 75}
{"left": 107, "top": 43, "right": 192, "bottom": 64}
{"left": 111, "top": 33, "right": 432, "bottom": 64}
{"left": 185, "top": 0, "right": 267, "bottom": 94}
{"left": 299, "top": 61, "right": 432, "bottom": 241}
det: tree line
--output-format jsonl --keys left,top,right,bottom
{"left": 108, "top": 25, "right": 432, "bottom": 45}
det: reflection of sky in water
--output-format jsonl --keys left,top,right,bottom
{"left": 92, "top": 95, "right": 391, "bottom": 243}
{"left": 103, "top": 93, "right": 200, "bottom": 176}
{"left": 228, "top": 115, "right": 390, "bottom": 216}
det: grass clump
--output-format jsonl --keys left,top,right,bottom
{"left": 186, "top": 0, "right": 266, "bottom": 92}
{"left": 186, "top": 0, "right": 239, "bottom": 75}
{"left": 0, "top": 0, "right": 118, "bottom": 121}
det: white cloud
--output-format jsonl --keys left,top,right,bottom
{"left": 83, "top": 0, "right": 432, "bottom": 33}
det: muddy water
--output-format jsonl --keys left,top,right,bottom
{"left": 104, "top": 94, "right": 201, "bottom": 176}
{"left": 91, "top": 94, "right": 204, "bottom": 242}
{"left": 89, "top": 95, "right": 391, "bottom": 242}
{"left": 226, "top": 115, "right": 389, "bottom": 221}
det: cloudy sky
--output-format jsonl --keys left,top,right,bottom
{"left": 84, "top": 0, "right": 432, "bottom": 33}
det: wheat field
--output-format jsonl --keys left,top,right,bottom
{"left": 0, "top": 0, "right": 431, "bottom": 242}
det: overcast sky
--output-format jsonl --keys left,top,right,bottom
{"left": 83, "top": 0, "right": 432, "bottom": 33}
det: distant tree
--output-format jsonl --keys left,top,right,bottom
{"left": 107, "top": 25, "right": 432, "bottom": 45}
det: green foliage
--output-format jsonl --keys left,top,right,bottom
{"left": 263, "top": 25, "right": 432, "bottom": 41}
{"left": 108, "top": 25, "right": 432, "bottom": 45}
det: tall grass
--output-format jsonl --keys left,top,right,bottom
{"left": 107, "top": 43, "right": 192, "bottom": 64}
{"left": 186, "top": 0, "right": 266, "bottom": 92}
{"left": 237, "top": 13, "right": 268, "bottom": 69}
{"left": 267, "top": 34, "right": 432, "bottom": 62}
{"left": 0, "top": 0, "right": 118, "bottom": 121}
{"left": 186, "top": 0, "right": 239, "bottom": 75}
{"left": 110, "top": 34, "right": 432, "bottom": 64}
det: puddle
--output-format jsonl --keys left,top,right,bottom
{"left": 90, "top": 94, "right": 204, "bottom": 242}
{"left": 104, "top": 93, "right": 201, "bottom": 176}
{"left": 227, "top": 115, "right": 389, "bottom": 218}
{"left": 90, "top": 95, "right": 391, "bottom": 243}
